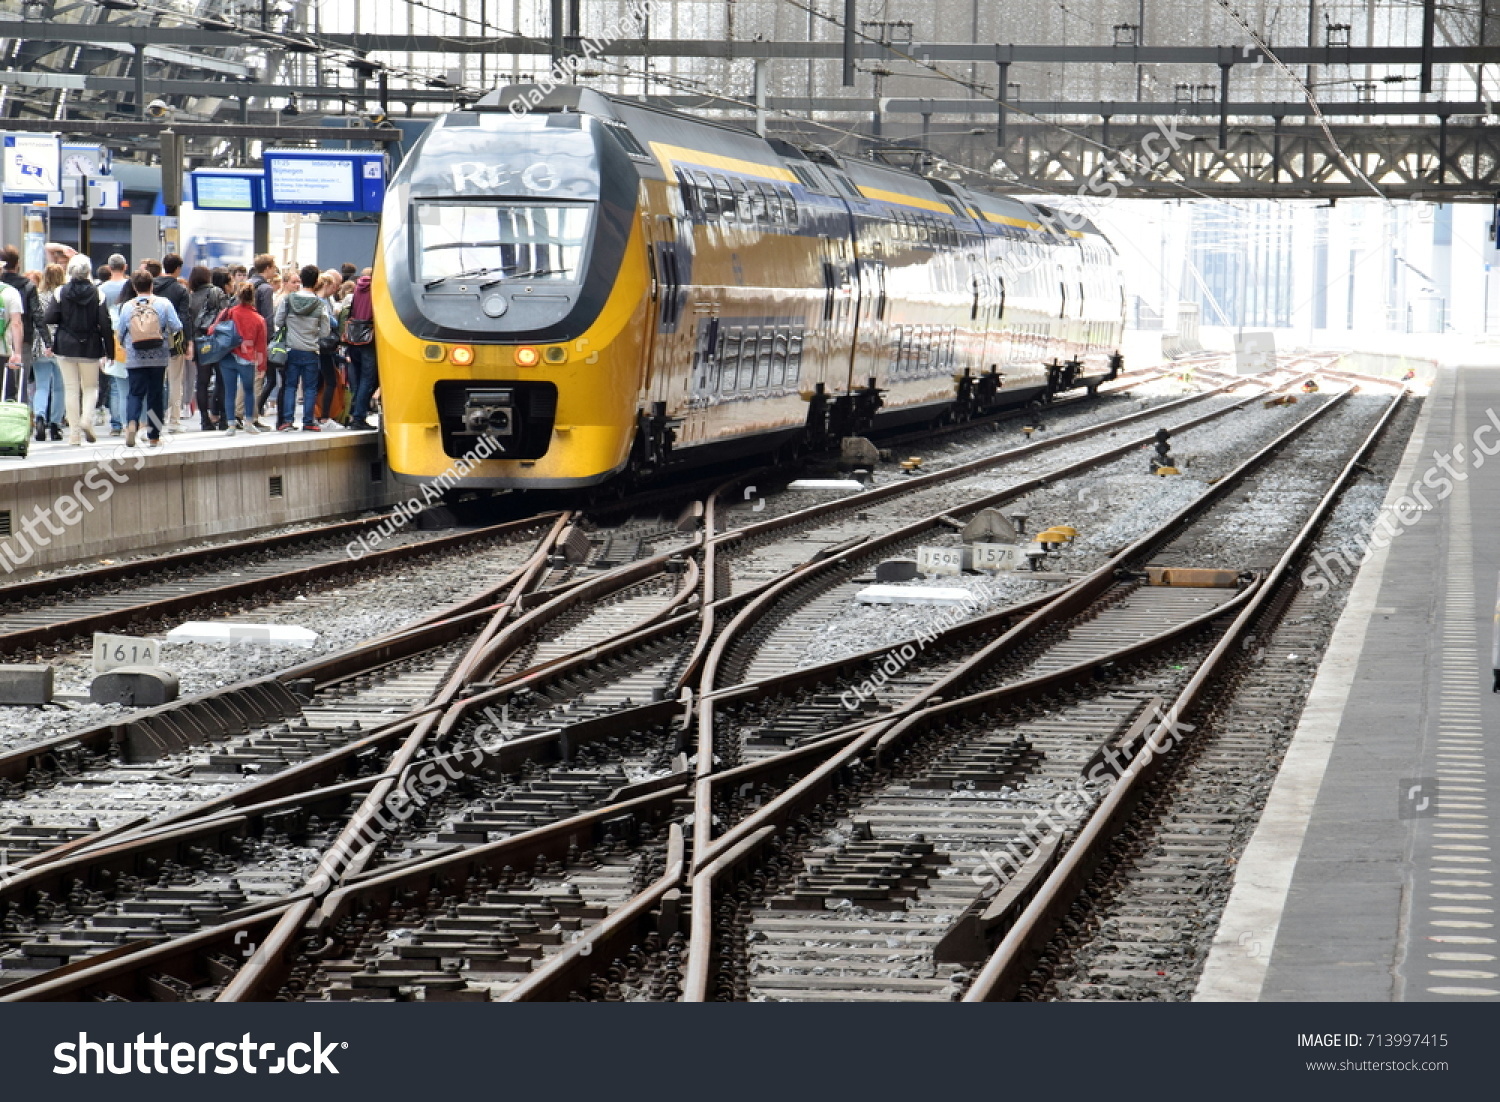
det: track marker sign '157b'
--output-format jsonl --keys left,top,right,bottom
{"left": 92, "top": 632, "right": 161, "bottom": 674}
{"left": 969, "top": 542, "right": 1024, "bottom": 572}
{"left": 917, "top": 546, "right": 963, "bottom": 576}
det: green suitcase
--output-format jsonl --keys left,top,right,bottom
{"left": 0, "top": 364, "right": 32, "bottom": 458}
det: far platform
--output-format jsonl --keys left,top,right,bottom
{"left": 1197, "top": 363, "right": 1500, "bottom": 1002}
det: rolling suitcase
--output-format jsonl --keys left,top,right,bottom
{"left": 0, "top": 364, "right": 30, "bottom": 458}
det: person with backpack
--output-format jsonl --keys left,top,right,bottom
{"left": 187, "top": 265, "right": 228, "bottom": 431}
{"left": 273, "top": 264, "right": 331, "bottom": 432}
{"left": 114, "top": 270, "right": 182, "bottom": 448}
{"left": 221, "top": 284, "right": 266, "bottom": 437}
{"left": 153, "top": 254, "right": 192, "bottom": 433}
{"left": 342, "top": 268, "right": 378, "bottom": 431}
{"left": 44, "top": 255, "right": 113, "bottom": 446}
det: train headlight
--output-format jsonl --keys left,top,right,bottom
{"left": 449, "top": 345, "right": 476, "bottom": 367}
{"left": 543, "top": 345, "right": 567, "bottom": 364}
{"left": 514, "top": 346, "right": 540, "bottom": 367}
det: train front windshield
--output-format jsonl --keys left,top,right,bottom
{"left": 415, "top": 203, "right": 593, "bottom": 285}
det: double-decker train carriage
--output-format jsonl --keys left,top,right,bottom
{"left": 375, "top": 86, "right": 1125, "bottom": 491}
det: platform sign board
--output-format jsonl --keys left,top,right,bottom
{"left": 190, "top": 169, "right": 264, "bottom": 212}
{"left": 916, "top": 545, "right": 963, "bottom": 576}
{"left": 2, "top": 132, "right": 61, "bottom": 202}
{"left": 92, "top": 632, "right": 161, "bottom": 674}
{"left": 968, "top": 542, "right": 1023, "bottom": 572}
{"left": 263, "top": 149, "right": 384, "bottom": 213}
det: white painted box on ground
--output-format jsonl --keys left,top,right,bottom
{"left": 786, "top": 479, "right": 866, "bottom": 492}
{"left": 856, "top": 585, "right": 974, "bottom": 606}
{"left": 166, "top": 622, "right": 320, "bottom": 648}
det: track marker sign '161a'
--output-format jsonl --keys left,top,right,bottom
{"left": 969, "top": 542, "right": 1024, "bottom": 572}
{"left": 916, "top": 546, "right": 963, "bottom": 576}
{"left": 92, "top": 633, "right": 161, "bottom": 674}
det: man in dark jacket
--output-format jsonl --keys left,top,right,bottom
{"left": 249, "top": 253, "right": 279, "bottom": 420}
{"left": 44, "top": 255, "right": 113, "bottom": 445}
{"left": 153, "top": 254, "right": 191, "bottom": 432}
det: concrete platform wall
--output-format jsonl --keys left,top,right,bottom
{"left": 0, "top": 434, "right": 404, "bottom": 575}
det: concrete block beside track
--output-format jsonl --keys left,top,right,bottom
{"left": 0, "top": 664, "right": 54, "bottom": 705}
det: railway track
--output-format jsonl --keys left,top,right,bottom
{"left": 0, "top": 365, "right": 1418, "bottom": 1002}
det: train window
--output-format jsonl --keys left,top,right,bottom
{"left": 692, "top": 171, "right": 718, "bottom": 217}
{"left": 605, "top": 123, "right": 650, "bottom": 159}
{"left": 712, "top": 176, "right": 736, "bottom": 219}
{"left": 783, "top": 191, "right": 799, "bottom": 228}
{"left": 749, "top": 185, "right": 770, "bottom": 226}
{"left": 759, "top": 185, "right": 782, "bottom": 226}
{"left": 754, "top": 332, "right": 774, "bottom": 389}
{"left": 770, "top": 331, "right": 789, "bottom": 386}
{"left": 719, "top": 329, "right": 742, "bottom": 393}
{"left": 676, "top": 169, "right": 698, "bottom": 215}
{"left": 736, "top": 328, "right": 759, "bottom": 390}
{"left": 730, "top": 177, "right": 753, "bottom": 222}
{"left": 787, "top": 332, "right": 804, "bottom": 381}
{"left": 414, "top": 201, "right": 592, "bottom": 285}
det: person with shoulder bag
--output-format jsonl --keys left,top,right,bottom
{"left": 44, "top": 256, "right": 113, "bottom": 445}
{"left": 187, "top": 266, "right": 228, "bottom": 431}
{"left": 343, "top": 268, "right": 378, "bottom": 431}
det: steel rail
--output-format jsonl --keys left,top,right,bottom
{"left": 961, "top": 389, "right": 1406, "bottom": 1001}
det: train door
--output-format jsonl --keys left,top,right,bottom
{"left": 641, "top": 209, "right": 687, "bottom": 407}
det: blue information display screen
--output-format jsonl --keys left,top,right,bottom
{"left": 192, "top": 172, "right": 259, "bottom": 211}
{"left": 263, "top": 150, "right": 384, "bottom": 213}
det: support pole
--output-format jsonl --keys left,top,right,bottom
{"left": 133, "top": 42, "right": 146, "bottom": 118}
{"left": 996, "top": 54, "right": 1010, "bottom": 147}
{"left": 1421, "top": 0, "right": 1436, "bottom": 94}
{"left": 1218, "top": 62, "right": 1231, "bottom": 150}
{"left": 842, "top": 0, "right": 857, "bottom": 87}
{"left": 753, "top": 58, "right": 767, "bottom": 137}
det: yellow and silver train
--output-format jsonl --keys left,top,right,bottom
{"left": 375, "top": 87, "right": 1125, "bottom": 491}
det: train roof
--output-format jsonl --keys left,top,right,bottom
{"left": 471, "top": 85, "right": 1108, "bottom": 239}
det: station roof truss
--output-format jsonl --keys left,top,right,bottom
{"left": 0, "top": 5, "right": 1498, "bottom": 200}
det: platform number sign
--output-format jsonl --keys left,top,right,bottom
{"left": 970, "top": 542, "right": 1023, "bottom": 572}
{"left": 916, "top": 546, "right": 963, "bottom": 576}
{"left": 92, "top": 632, "right": 161, "bottom": 674}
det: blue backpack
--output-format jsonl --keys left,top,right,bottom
{"left": 196, "top": 308, "right": 240, "bottom": 366}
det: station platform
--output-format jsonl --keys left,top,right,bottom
{"left": 1197, "top": 363, "right": 1500, "bottom": 1002}
{"left": 0, "top": 420, "right": 402, "bottom": 574}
